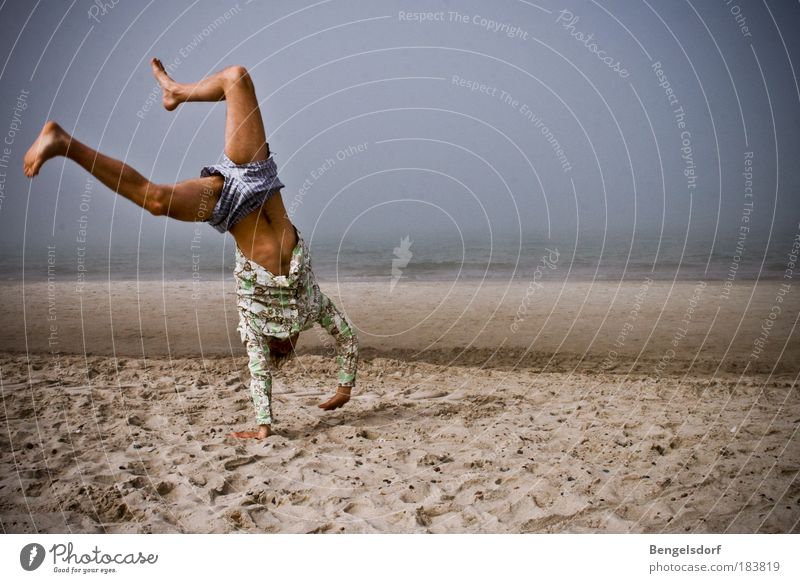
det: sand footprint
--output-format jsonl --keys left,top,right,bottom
{"left": 343, "top": 499, "right": 377, "bottom": 518}
{"left": 223, "top": 456, "right": 260, "bottom": 471}
{"left": 408, "top": 388, "right": 449, "bottom": 400}
{"left": 205, "top": 475, "right": 236, "bottom": 503}
{"left": 400, "top": 482, "right": 432, "bottom": 503}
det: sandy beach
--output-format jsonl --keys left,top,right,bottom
{"left": 1, "top": 279, "right": 798, "bottom": 533}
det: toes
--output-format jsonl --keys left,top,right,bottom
{"left": 151, "top": 58, "right": 165, "bottom": 76}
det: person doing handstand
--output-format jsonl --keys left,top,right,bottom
{"left": 23, "top": 59, "right": 359, "bottom": 440}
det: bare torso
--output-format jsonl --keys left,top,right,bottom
{"left": 229, "top": 191, "right": 297, "bottom": 277}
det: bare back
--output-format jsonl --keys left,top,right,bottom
{"left": 229, "top": 192, "right": 297, "bottom": 277}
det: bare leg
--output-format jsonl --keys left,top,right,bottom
{"left": 151, "top": 58, "right": 268, "bottom": 164}
{"left": 150, "top": 61, "right": 304, "bottom": 440}
{"left": 151, "top": 58, "right": 297, "bottom": 274}
{"left": 23, "top": 121, "right": 222, "bottom": 220}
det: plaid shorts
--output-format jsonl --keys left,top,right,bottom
{"left": 200, "top": 145, "right": 286, "bottom": 233}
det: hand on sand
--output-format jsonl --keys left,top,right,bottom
{"left": 230, "top": 424, "right": 271, "bottom": 440}
{"left": 319, "top": 386, "right": 352, "bottom": 411}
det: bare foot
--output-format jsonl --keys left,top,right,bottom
{"left": 230, "top": 424, "right": 271, "bottom": 440}
{"left": 319, "top": 386, "right": 352, "bottom": 411}
{"left": 23, "top": 121, "right": 68, "bottom": 177}
{"left": 150, "top": 58, "right": 181, "bottom": 111}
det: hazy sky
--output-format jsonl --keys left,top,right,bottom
{"left": 0, "top": 0, "right": 798, "bottom": 269}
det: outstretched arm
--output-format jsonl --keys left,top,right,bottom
{"left": 315, "top": 292, "right": 359, "bottom": 411}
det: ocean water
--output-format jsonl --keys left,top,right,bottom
{"left": 1, "top": 232, "right": 792, "bottom": 284}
